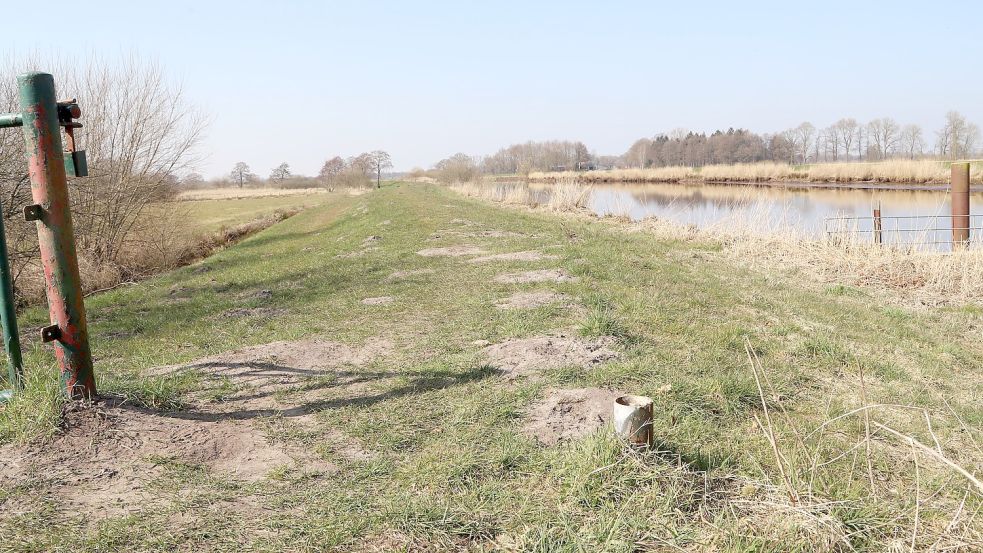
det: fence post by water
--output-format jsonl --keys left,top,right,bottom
{"left": 952, "top": 162, "right": 970, "bottom": 248}
{"left": 873, "top": 203, "right": 883, "bottom": 245}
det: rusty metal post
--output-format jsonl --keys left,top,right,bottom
{"left": 952, "top": 162, "right": 970, "bottom": 248}
{"left": 873, "top": 203, "right": 883, "bottom": 245}
{"left": 17, "top": 72, "right": 95, "bottom": 399}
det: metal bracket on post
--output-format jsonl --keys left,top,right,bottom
{"left": 23, "top": 204, "right": 44, "bottom": 222}
{"left": 41, "top": 324, "right": 61, "bottom": 343}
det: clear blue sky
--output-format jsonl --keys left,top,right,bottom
{"left": 4, "top": 1, "right": 980, "bottom": 177}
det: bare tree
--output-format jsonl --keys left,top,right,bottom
{"left": 899, "top": 124, "right": 924, "bottom": 159}
{"left": 866, "top": 118, "right": 899, "bottom": 160}
{"left": 230, "top": 162, "right": 253, "bottom": 188}
{"left": 434, "top": 153, "right": 479, "bottom": 183}
{"left": 367, "top": 150, "right": 392, "bottom": 188}
{"left": 819, "top": 127, "right": 837, "bottom": 161}
{"left": 318, "top": 156, "right": 345, "bottom": 187}
{"left": 269, "top": 162, "right": 291, "bottom": 184}
{"left": 833, "top": 118, "right": 858, "bottom": 161}
{"left": 60, "top": 58, "right": 206, "bottom": 266}
{"left": 936, "top": 111, "right": 980, "bottom": 159}
{"left": 792, "top": 122, "right": 815, "bottom": 164}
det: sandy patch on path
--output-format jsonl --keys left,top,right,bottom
{"left": 523, "top": 387, "right": 620, "bottom": 445}
{"left": 482, "top": 334, "right": 618, "bottom": 379}
{"left": 469, "top": 251, "right": 559, "bottom": 263}
{"left": 416, "top": 245, "right": 487, "bottom": 257}
{"left": 1, "top": 337, "right": 395, "bottom": 521}
{"left": 361, "top": 296, "right": 394, "bottom": 305}
{"left": 495, "top": 291, "right": 570, "bottom": 310}
{"left": 493, "top": 269, "right": 579, "bottom": 284}
{"left": 151, "top": 338, "right": 393, "bottom": 398}
{"left": 0, "top": 399, "right": 332, "bottom": 521}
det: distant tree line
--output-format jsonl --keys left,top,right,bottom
{"left": 439, "top": 112, "right": 982, "bottom": 180}
{"left": 204, "top": 151, "right": 392, "bottom": 190}
{"left": 620, "top": 111, "right": 980, "bottom": 169}
{"left": 480, "top": 140, "right": 593, "bottom": 174}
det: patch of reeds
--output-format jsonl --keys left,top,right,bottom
{"left": 530, "top": 159, "right": 983, "bottom": 185}
{"left": 620, "top": 202, "right": 983, "bottom": 305}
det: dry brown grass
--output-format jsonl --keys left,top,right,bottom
{"left": 530, "top": 159, "right": 983, "bottom": 185}
{"left": 176, "top": 187, "right": 328, "bottom": 201}
{"left": 15, "top": 208, "right": 301, "bottom": 303}
{"left": 631, "top": 209, "right": 983, "bottom": 306}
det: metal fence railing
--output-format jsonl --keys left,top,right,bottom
{"left": 824, "top": 214, "right": 983, "bottom": 251}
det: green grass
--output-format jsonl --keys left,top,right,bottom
{"left": 0, "top": 183, "right": 980, "bottom": 551}
{"left": 180, "top": 193, "right": 333, "bottom": 235}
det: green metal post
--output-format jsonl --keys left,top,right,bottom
{"left": 0, "top": 196, "right": 23, "bottom": 394}
{"left": 17, "top": 72, "right": 95, "bottom": 399}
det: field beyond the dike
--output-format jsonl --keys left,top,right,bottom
{"left": 0, "top": 183, "right": 980, "bottom": 551}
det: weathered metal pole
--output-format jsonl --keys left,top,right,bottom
{"left": 873, "top": 203, "right": 883, "bottom": 245}
{"left": 951, "top": 162, "right": 970, "bottom": 248}
{"left": 17, "top": 72, "right": 95, "bottom": 399}
{"left": 0, "top": 197, "right": 23, "bottom": 394}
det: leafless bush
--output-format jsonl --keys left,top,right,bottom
{"left": 433, "top": 153, "right": 480, "bottom": 183}
{"left": 0, "top": 56, "right": 206, "bottom": 301}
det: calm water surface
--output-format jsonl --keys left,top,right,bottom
{"left": 531, "top": 182, "right": 983, "bottom": 249}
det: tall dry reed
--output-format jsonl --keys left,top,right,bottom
{"left": 530, "top": 160, "right": 983, "bottom": 186}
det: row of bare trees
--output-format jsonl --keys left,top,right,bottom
{"left": 620, "top": 112, "right": 980, "bottom": 168}
{"left": 318, "top": 151, "right": 391, "bottom": 188}
{"left": 480, "top": 141, "right": 591, "bottom": 174}
{"left": 0, "top": 57, "right": 205, "bottom": 299}
{"left": 220, "top": 151, "right": 392, "bottom": 190}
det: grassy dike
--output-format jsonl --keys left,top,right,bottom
{"left": 0, "top": 183, "right": 980, "bottom": 551}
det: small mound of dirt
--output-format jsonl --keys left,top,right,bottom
{"left": 493, "top": 269, "right": 579, "bottom": 284}
{"left": 220, "top": 307, "right": 286, "bottom": 319}
{"left": 361, "top": 296, "right": 394, "bottom": 305}
{"left": 482, "top": 334, "right": 618, "bottom": 379}
{"left": 495, "top": 291, "right": 570, "bottom": 310}
{"left": 523, "top": 387, "right": 620, "bottom": 445}
{"left": 416, "top": 245, "right": 487, "bottom": 257}
{"left": 385, "top": 268, "right": 435, "bottom": 281}
{"left": 469, "top": 251, "right": 558, "bottom": 263}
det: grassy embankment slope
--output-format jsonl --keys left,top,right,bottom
{"left": 530, "top": 159, "right": 983, "bottom": 186}
{"left": 0, "top": 183, "right": 980, "bottom": 551}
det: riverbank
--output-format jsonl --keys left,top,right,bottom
{"left": 529, "top": 159, "right": 983, "bottom": 187}
{"left": 1, "top": 183, "right": 979, "bottom": 551}
{"left": 451, "top": 181, "right": 983, "bottom": 306}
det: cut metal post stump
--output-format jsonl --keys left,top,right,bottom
{"left": 613, "top": 394, "right": 653, "bottom": 447}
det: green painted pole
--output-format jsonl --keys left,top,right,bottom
{"left": 17, "top": 72, "right": 95, "bottom": 399}
{"left": 0, "top": 196, "right": 23, "bottom": 393}
{"left": 0, "top": 113, "right": 22, "bottom": 128}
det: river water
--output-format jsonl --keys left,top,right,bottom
{"left": 531, "top": 182, "right": 983, "bottom": 250}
